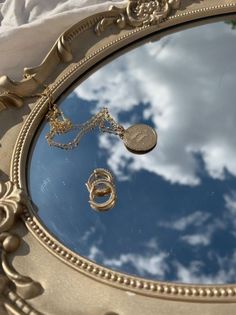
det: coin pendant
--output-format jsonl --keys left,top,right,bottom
{"left": 122, "top": 124, "right": 157, "bottom": 154}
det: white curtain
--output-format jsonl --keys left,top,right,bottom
{"left": 0, "top": 0, "right": 126, "bottom": 80}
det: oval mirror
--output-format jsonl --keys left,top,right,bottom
{"left": 28, "top": 17, "right": 236, "bottom": 285}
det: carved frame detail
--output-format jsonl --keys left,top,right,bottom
{"left": 0, "top": 0, "right": 181, "bottom": 111}
{"left": 0, "top": 181, "right": 42, "bottom": 315}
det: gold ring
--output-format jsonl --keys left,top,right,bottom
{"left": 86, "top": 168, "right": 113, "bottom": 197}
{"left": 89, "top": 179, "right": 116, "bottom": 212}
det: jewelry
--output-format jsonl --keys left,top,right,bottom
{"left": 45, "top": 98, "right": 157, "bottom": 155}
{"left": 86, "top": 168, "right": 113, "bottom": 196}
{"left": 89, "top": 179, "right": 116, "bottom": 211}
{"left": 86, "top": 169, "right": 116, "bottom": 212}
{"left": 123, "top": 124, "right": 157, "bottom": 154}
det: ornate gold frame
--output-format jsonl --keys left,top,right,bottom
{"left": 1, "top": 1, "right": 236, "bottom": 314}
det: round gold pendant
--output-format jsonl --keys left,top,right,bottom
{"left": 122, "top": 124, "right": 158, "bottom": 154}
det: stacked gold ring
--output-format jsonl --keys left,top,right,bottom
{"left": 86, "top": 169, "right": 116, "bottom": 212}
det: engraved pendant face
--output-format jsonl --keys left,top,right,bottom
{"left": 123, "top": 124, "right": 158, "bottom": 154}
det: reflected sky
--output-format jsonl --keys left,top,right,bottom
{"left": 28, "top": 19, "right": 236, "bottom": 284}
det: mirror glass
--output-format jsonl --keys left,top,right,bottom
{"left": 28, "top": 18, "right": 236, "bottom": 284}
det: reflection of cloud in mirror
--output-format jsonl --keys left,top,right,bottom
{"left": 158, "top": 211, "right": 210, "bottom": 231}
{"left": 88, "top": 245, "right": 103, "bottom": 261}
{"left": 159, "top": 211, "right": 226, "bottom": 246}
{"left": 224, "top": 191, "right": 236, "bottom": 237}
{"left": 144, "top": 238, "right": 159, "bottom": 250}
{"left": 181, "top": 234, "right": 211, "bottom": 246}
{"left": 79, "top": 226, "right": 96, "bottom": 243}
{"left": 104, "top": 253, "right": 169, "bottom": 278}
{"left": 75, "top": 22, "right": 236, "bottom": 185}
{"left": 88, "top": 245, "right": 169, "bottom": 278}
{"left": 224, "top": 191, "right": 236, "bottom": 214}
{"left": 175, "top": 251, "right": 236, "bottom": 284}
{"left": 87, "top": 243, "right": 236, "bottom": 283}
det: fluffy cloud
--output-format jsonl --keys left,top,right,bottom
{"left": 74, "top": 21, "right": 236, "bottom": 186}
{"left": 158, "top": 211, "right": 210, "bottom": 231}
{"left": 87, "top": 243, "right": 236, "bottom": 284}
{"left": 224, "top": 191, "right": 236, "bottom": 214}
{"left": 159, "top": 211, "right": 226, "bottom": 247}
{"left": 175, "top": 251, "right": 236, "bottom": 284}
{"left": 181, "top": 234, "right": 211, "bottom": 246}
{"left": 224, "top": 191, "right": 236, "bottom": 236}
{"left": 104, "top": 252, "right": 169, "bottom": 278}
{"left": 181, "top": 219, "right": 226, "bottom": 247}
{"left": 87, "top": 244, "right": 169, "bottom": 278}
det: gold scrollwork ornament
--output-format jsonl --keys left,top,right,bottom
{"left": 0, "top": 180, "right": 43, "bottom": 300}
{"left": 95, "top": 0, "right": 181, "bottom": 35}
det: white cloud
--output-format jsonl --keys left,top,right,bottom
{"left": 158, "top": 212, "right": 225, "bottom": 247}
{"left": 224, "top": 191, "right": 236, "bottom": 214}
{"left": 224, "top": 191, "right": 236, "bottom": 236}
{"left": 181, "top": 234, "right": 211, "bottom": 246}
{"left": 79, "top": 226, "right": 96, "bottom": 243}
{"left": 104, "top": 252, "right": 169, "bottom": 278}
{"left": 87, "top": 243, "right": 236, "bottom": 284}
{"left": 88, "top": 245, "right": 103, "bottom": 261}
{"left": 74, "top": 21, "right": 236, "bottom": 186}
{"left": 158, "top": 211, "right": 210, "bottom": 231}
{"left": 87, "top": 244, "right": 169, "bottom": 278}
{"left": 144, "top": 238, "right": 159, "bottom": 250}
{"left": 175, "top": 251, "right": 236, "bottom": 284}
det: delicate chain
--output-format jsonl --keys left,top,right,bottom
{"left": 45, "top": 101, "right": 125, "bottom": 150}
{"left": 2, "top": 78, "right": 157, "bottom": 154}
{"left": 2, "top": 75, "right": 125, "bottom": 150}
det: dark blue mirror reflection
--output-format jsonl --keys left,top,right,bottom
{"left": 28, "top": 19, "right": 236, "bottom": 284}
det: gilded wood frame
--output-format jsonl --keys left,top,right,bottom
{"left": 1, "top": 1, "right": 236, "bottom": 314}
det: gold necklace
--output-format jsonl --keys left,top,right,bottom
{"left": 45, "top": 98, "right": 157, "bottom": 155}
